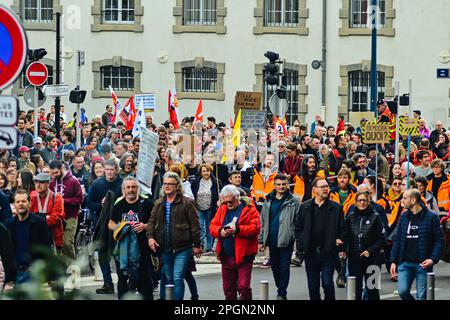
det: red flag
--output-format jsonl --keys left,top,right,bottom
{"left": 230, "top": 116, "right": 234, "bottom": 128}
{"left": 168, "top": 90, "right": 180, "bottom": 129}
{"left": 126, "top": 97, "right": 136, "bottom": 130}
{"left": 194, "top": 100, "right": 203, "bottom": 124}
{"left": 119, "top": 96, "right": 133, "bottom": 126}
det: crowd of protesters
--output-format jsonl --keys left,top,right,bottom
{"left": 0, "top": 100, "right": 448, "bottom": 301}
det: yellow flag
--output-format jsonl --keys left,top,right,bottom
{"left": 233, "top": 109, "right": 241, "bottom": 147}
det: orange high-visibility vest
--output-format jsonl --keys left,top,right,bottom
{"left": 251, "top": 169, "right": 277, "bottom": 203}
{"left": 330, "top": 188, "right": 357, "bottom": 215}
{"left": 293, "top": 170, "right": 325, "bottom": 202}
{"left": 427, "top": 176, "right": 450, "bottom": 212}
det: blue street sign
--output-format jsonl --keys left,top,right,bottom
{"left": 437, "top": 68, "right": 449, "bottom": 78}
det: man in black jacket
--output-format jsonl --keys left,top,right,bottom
{"left": 87, "top": 159, "right": 123, "bottom": 294}
{"left": 4, "top": 190, "right": 52, "bottom": 284}
{"left": 295, "top": 177, "right": 345, "bottom": 300}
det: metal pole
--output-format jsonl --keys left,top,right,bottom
{"left": 165, "top": 284, "right": 174, "bottom": 300}
{"left": 427, "top": 272, "right": 435, "bottom": 300}
{"left": 321, "top": 0, "right": 327, "bottom": 122}
{"left": 406, "top": 134, "right": 411, "bottom": 188}
{"left": 76, "top": 50, "right": 81, "bottom": 149}
{"left": 394, "top": 81, "right": 400, "bottom": 163}
{"left": 34, "top": 86, "right": 39, "bottom": 137}
{"left": 260, "top": 280, "right": 269, "bottom": 300}
{"left": 55, "top": 12, "right": 61, "bottom": 139}
{"left": 409, "top": 79, "right": 413, "bottom": 117}
{"left": 347, "top": 276, "right": 356, "bottom": 300}
{"left": 370, "top": 0, "right": 378, "bottom": 113}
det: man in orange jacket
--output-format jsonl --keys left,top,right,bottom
{"left": 30, "top": 173, "right": 65, "bottom": 250}
{"left": 251, "top": 153, "right": 278, "bottom": 212}
{"left": 427, "top": 158, "right": 450, "bottom": 212}
{"left": 210, "top": 185, "right": 261, "bottom": 300}
{"left": 330, "top": 168, "right": 357, "bottom": 215}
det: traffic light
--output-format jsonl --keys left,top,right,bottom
{"left": 264, "top": 51, "right": 281, "bottom": 86}
{"left": 69, "top": 87, "right": 87, "bottom": 104}
{"left": 27, "top": 48, "right": 47, "bottom": 62}
{"left": 399, "top": 94, "right": 409, "bottom": 106}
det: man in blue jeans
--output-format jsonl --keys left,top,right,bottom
{"left": 147, "top": 172, "right": 202, "bottom": 300}
{"left": 295, "top": 177, "right": 345, "bottom": 300}
{"left": 390, "top": 189, "right": 443, "bottom": 300}
{"left": 259, "top": 174, "right": 300, "bottom": 300}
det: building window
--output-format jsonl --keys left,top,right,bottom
{"left": 101, "top": 66, "right": 134, "bottom": 91}
{"left": 182, "top": 67, "right": 217, "bottom": 93}
{"left": 183, "top": 0, "right": 217, "bottom": 25}
{"left": 264, "top": 68, "right": 299, "bottom": 126}
{"left": 21, "top": 65, "right": 54, "bottom": 88}
{"left": 264, "top": 0, "right": 299, "bottom": 27}
{"left": 349, "top": 0, "right": 385, "bottom": 28}
{"left": 348, "top": 70, "right": 385, "bottom": 112}
{"left": 103, "top": 0, "right": 134, "bottom": 24}
{"left": 23, "top": 0, "right": 53, "bottom": 23}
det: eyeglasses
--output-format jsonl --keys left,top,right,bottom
{"left": 392, "top": 182, "right": 401, "bottom": 186}
{"left": 163, "top": 182, "right": 177, "bottom": 186}
{"left": 223, "top": 200, "right": 235, "bottom": 205}
{"left": 357, "top": 199, "right": 369, "bottom": 203}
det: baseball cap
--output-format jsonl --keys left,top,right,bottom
{"left": 33, "top": 137, "right": 43, "bottom": 145}
{"left": 33, "top": 173, "right": 51, "bottom": 183}
{"left": 18, "top": 146, "right": 31, "bottom": 153}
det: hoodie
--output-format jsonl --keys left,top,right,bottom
{"left": 50, "top": 170, "right": 83, "bottom": 219}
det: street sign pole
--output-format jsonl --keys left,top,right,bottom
{"left": 55, "top": 12, "right": 61, "bottom": 139}
{"left": 34, "top": 86, "right": 39, "bottom": 137}
{"left": 76, "top": 50, "right": 82, "bottom": 149}
{"left": 394, "top": 81, "right": 400, "bottom": 163}
{"left": 370, "top": 0, "right": 378, "bottom": 113}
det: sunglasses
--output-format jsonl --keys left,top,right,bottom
{"left": 163, "top": 182, "right": 177, "bottom": 186}
{"left": 357, "top": 199, "right": 369, "bottom": 203}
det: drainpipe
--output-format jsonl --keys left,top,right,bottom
{"left": 321, "top": 0, "right": 327, "bottom": 122}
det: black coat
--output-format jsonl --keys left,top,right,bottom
{"left": 191, "top": 175, "right": 222, "bottom": 216}
{"left": 295, "top": 198, "right": 345, "bottom": 255}
{"left": 0, "top": 223, "right": 16, "bottom": 283}
{"left": 4, "top": 214, "right": 52, "bottom": 267}
{"left": 344, "top": 206, "right": 386, "bottom": 258}
{"left": 93, "top": 190, "right": 117, "bottom": 252}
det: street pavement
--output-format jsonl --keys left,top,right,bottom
{"left": 74, "top": 253, "right": 450, "bottom": 300}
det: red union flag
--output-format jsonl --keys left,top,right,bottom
{"left": 193, "top": 100, "right": 203, "bottom": 124}
{"left": 168, "top": 90, "right": 180, "bottom": 129}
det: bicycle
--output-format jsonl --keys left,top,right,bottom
{"left": 74, "top": 209, "right": 95, "bottom": 272}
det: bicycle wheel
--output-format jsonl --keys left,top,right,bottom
{"left": 74, "top": 231, "right": 89, "bottom": 271}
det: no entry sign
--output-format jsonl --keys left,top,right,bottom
{"left": 0, "top": 5, "right": 28, "bottom": 91}
{"left": 26, "top": 61, "right": 48, "bottom": 86}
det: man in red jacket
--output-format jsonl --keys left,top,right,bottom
{"left": 210, "top": 185, "right": 261, "bottom": 300}
{"left": 49, "top": 160, "right": 83, "bottom": 262}
{"left": 281, "top": 143, "right": 302, "bottom": 184}
{"left": 30, "top": 173, "right": 65, "bottom": 251}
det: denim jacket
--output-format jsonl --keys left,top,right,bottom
{"left": 113, "top": 225, "right": 141, "bottom": 273}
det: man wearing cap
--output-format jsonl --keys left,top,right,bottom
{"left": 31, "top": 137, "right": 44, "bottom": 157}
{"left": 18, "top": 146, "right": 36, "bottom": 174}
{"left": 101, "top": 143, "right": 120, "bottom": 167}
{"left": 41, "top": 135, "right": 58, "bottom": 165}
{"left": 30, "top": 173, "right": 65, "bottom": 251}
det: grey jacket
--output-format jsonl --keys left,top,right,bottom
{"left": 259, "top": 191, "right": 301, "bottom": 248}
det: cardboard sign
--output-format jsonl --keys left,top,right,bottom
{"left": 362, "top": 122, "right": 390, "bottom": 144}
{"left": 399, "top": 116, "right": 419, "bottom": 135}
{"left": 241, "top": 110, "right": 266, "bottom": 130}
{"left": 234, "top": 91, "right": 262, "bottom": 113}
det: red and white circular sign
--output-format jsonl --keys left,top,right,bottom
{"left": 26, "top": 61, "right": 48, "bottom": 86}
